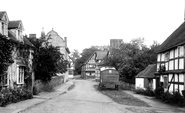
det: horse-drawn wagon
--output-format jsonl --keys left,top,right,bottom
{"left": 99, "top": 68, "right": 119, "bottom": 90}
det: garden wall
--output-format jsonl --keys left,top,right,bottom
{"left": 34, "top": 75, "right": 64, "bottom": 94}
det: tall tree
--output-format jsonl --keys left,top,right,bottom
{"left": 28, "top": 37, "right": 68, "bottom": 82}
{"left": 106, "top": 38, "right": 160, "bottom": 84}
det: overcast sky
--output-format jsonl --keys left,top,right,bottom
{"left": 0, "top": 0, "right": 184, "bottom": 52}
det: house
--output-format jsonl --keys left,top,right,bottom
{"left": 44, "top": 29, "right": 70, "bottom": 82}
{"left": 0, "top": 11, "right": 34, "bottom": 89}
{"left": 155, "top": 21, "right": 185, "bottom": 94}
{"left": 135, "top": 64, "right": 156, "bottom": 90}
{"left": 81, "top": 51, "right": 109, "bottom": 79}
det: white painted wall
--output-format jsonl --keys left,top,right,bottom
{"left": 157, "top": 54, "right": 161, "bottom": 62}
{"left": 135, "top": 78, "right": 144, "bottom": 89}
{"left": 0, "top": 22, "right": 2, "bottom": 34}
{"left": 175, "top": 59, "right": 178, "bottom": 70}
{"left": 161, "top": 54, "right": 165, "bottom": 61}
{"left": 179, "top": 58, "right": 184, "bottom": 69}
{"left": 169, "top": 50, "right": 174, "bottom": 59}
{"left": 153, "top": 79, "right": 156, "bottom": 90}
{"left": 169, "top": 60, "right": 174, "bottom": 70}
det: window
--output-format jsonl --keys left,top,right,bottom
{"left": 17, "top": 66, "right": 24, "bottom": 84}
{"left": 89, "top": 65, "right": 95, "bottom": 68}
{"left": 178, "top": 46, "right": 184, "bottom": 57}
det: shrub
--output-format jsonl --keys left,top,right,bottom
{"left": 134, "top": 87, "right": 155, "bottom": 97}
{"left": 144, "top": 87, "right": 155, "bottom": 96}
{"left": 134, "top": 87, "right": 145, "bottom": 95}
{"left": 182, "top": 90, "right": 185, "bottom": 99}
{"left": 33, "top": 86, "right": 39, "bottom": 95}
{"left": 0, "top": 87, "right": 33, "bottom": 107}
{"left": 154, "top": 87, "right": 164, "bottom": 99}
{"left": 171, "top": 91, "right": 185, "bottom": 107}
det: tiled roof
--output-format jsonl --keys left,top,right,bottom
{"left": 8, "top": 30, "right": 17, "bottom": 41}
{"left": 23, "top": 37, "right": 34, "bottom": 47}
{"left": 156, "top": 22, "right": 185, "bottom": 53}
{"left": 84, "top": 51, "right": 108, "bottom": 64}
{"left": 136, "top": 64, "right": 156, "bottom": 78}
{"left": 0, "top": 11, "right": 6, "bottom": 20}
{"left": 8, "top": 20, "right": 21, "bottom": 29}
{"left": 96, "top": 51, "right": 108, "bottom": 60}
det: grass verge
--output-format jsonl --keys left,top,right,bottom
{"left": 95, "top": 85, "right": 150, "bottom": 107}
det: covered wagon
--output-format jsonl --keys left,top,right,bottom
{"left": 99, "top": 68, "right": 120, "bottom": 90}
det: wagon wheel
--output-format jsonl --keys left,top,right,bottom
{"left": 99, "top": 83, "right": 102, "bottom": 90}
{"left": 115, "top": 85, "right": 119, "bottom": 90}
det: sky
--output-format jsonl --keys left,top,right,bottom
{"left": 0, "top": 0, "right": 184, "bottom": 53}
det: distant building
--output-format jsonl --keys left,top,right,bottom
{"left": 81, "top": 51, "right": 109, "bottom": 79}
{"left": 41, "top": 28, "right": 70, "bottom": 82}
{"left": 135, "top": 64, "right": 156, "bottom": 90}
{"left": 110, "top": 39, "right": 123, "bottom": 49}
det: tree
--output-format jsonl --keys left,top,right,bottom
{"left": 106, "top": 38, "right": 160, "bottom": 84}
{"left": 28, "top": 37, "right": 68, "bottom": 82}
{"left": 70, "top": 49, "right": 80, "bottom": 64}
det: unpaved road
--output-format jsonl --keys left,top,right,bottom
{"left": 22, "top": 79, "right": 134, "bottom": 113}
{"left": 21, "top": 79, "right": 185, "bottom": 113}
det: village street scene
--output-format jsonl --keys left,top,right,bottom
{"left": 1, "top": 0, "right": 185, "bottom": 113}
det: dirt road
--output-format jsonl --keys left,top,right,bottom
{"left": 22, "top": 79, "right": 134, "bottom": 113}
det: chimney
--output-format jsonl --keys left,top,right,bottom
{"left": 64, "top": 37, "right": 67, "bottom": 47}
{"left": 29, "top": 34, "right": 36, "bottom": 38}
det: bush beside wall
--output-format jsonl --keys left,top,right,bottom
{"left": 0, "top": 87, "right": 33, "bottom": 107}
{"left": 134, "top": 87, "right": 185, "bottom": 107}
{"left": 33, "top": 76, "right": 64, "bottom": 94}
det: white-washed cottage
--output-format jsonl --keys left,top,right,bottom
{"left": 135, "top": 64, "right": 156, "bottom": 90}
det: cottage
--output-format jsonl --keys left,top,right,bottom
{"left": 155, "top": 21, "right": 185, "bottom": 94}
{"left": 81, "top": 51, "right": 109, "bottom": 79}
{"left": 0, "top": 11, "right": 34, "bottom": 89}
{"left": 135, "top": 64, "right": 156, "bottom": 90}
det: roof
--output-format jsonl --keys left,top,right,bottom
{"left": 46, "top": 28, "right": 64, "bottom": 40}
{"left": 84, "top": 51, "right": 108, "bottom": 64}
{"left": 8, "top": 20, "right": 23, "bottom": 29}
{"left": 156, "top": 21, "right": 185, "bottom": 53}
{"left": 23, "top": 37, "right": 34, "bottom": 47}
{"left": 0, "top": 11, "right": 6, "bottom": 19}
{"left": 65, "top": 47, "right": 70, "bottom": 54}
{"left": 8, "top": 30, "right": 17, "bottom": 41}
{"left": 96, "top": 51, "right": 108, "bottom": 60}
{"left": 136, "top": 64, "right": 156, "bottom": 78}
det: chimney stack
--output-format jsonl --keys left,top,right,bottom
{"left": 64, "top": 37, "right": 67, "bottom": 47}
{"left": 29, "top": 34, "right": 36, "bottom": 38}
